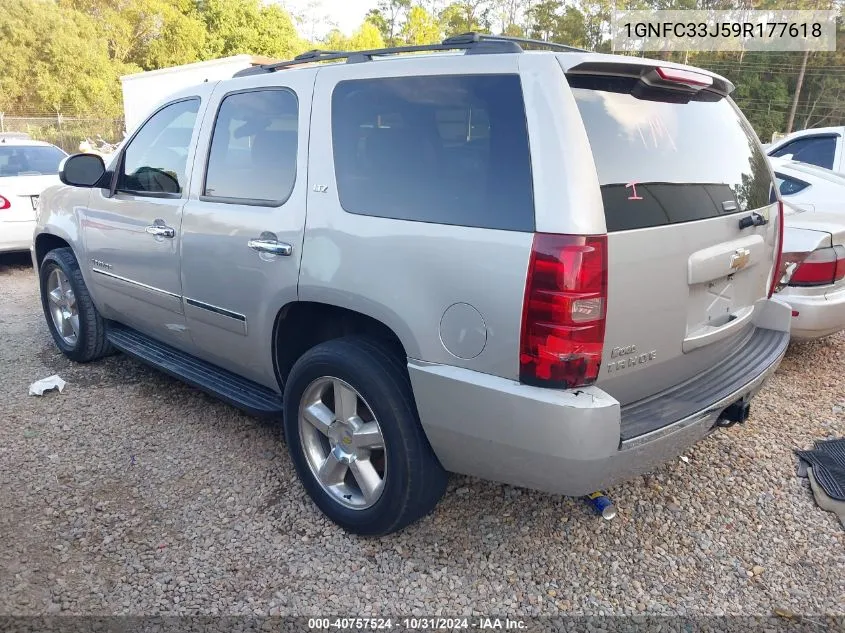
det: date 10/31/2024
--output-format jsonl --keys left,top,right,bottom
{"left": 307, "top": 617, "right": 527, "bottom": 630}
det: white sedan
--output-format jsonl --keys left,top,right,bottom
{"left": 777, "top": 205, "right": 845, "bottom": 340}
{"left": 770, "top": 157, "right": 845, "bottom": 214}
{"left": 0, "top": 135, "right": 67, "bottom": 253}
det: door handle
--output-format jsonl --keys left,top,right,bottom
{"left": 738, "top": 212, "right": 768, "bottom": 230}
{"left": 145, "top": 224, "right": 175, "bottom": 238}
{"left": 248, "top": 239, "right": 292, "bottom": 256}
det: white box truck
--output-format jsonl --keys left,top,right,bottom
{"left": 120, "top": 55, "right": 274, "bottom": 134}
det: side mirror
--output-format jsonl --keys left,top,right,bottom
{"left": 59, "top": 153, "right": 106, "bottom": 188}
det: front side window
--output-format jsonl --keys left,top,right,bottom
{"left": 118, "top": 98, "right": 200, "bottom": 195}
{"left": 770, "top": 135, "right": 836, "bottom": 170}
{"left": 331, "top": 74, "right": 534, "bottom": 231}
{"left": 204, "top": 89, "right": 298, "bottom": 204}
{"left": 0, "top": 145, "right": 66, "bottom": 177}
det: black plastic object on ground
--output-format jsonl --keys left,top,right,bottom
{"left": 796, "top": 438, "right": 845, "bottom": 501}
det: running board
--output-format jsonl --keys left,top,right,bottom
{"left": 106, "top": 323, "right": 284, "bottom": 418}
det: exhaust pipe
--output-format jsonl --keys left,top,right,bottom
{"left": 716, "top": 399, "right": 751, "bottom": 428}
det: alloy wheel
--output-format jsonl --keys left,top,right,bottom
{"left": 46, "top": 268, "right": 79, "bottom": 346}
{"left": 298, "top": 377, "right": 387, "bottom": 510}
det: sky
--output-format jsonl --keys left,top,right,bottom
{"left": 278, "top": 0, "right": 374, "bottom": 39}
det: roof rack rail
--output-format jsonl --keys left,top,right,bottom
{"left": 234, "top": 32, "right": 585, "bottom": 77}
{"left": 454, "top": 33, "right": 590, "bottom": 53}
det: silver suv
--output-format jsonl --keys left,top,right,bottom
{"left": 34, "top": 34, "right": 791, "bottom": 535}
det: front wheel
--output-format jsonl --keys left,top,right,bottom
{"left": 39, "top": 247, "right": 112, "bottom": 363}
{"left": 283, "top": 337, "right": 447, "bottom": 535}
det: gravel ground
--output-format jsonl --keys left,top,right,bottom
{"left": 1, "top": 252, "right": 843, "bottom": 618}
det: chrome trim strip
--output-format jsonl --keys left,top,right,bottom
{"left": 91, "top": 268, "right": 181, "bottom": 299}
{"left": 185, "top": 297, "right": 246, "bottom": 322}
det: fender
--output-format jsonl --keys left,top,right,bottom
{"left": 34, "top": 184, "right": 107, "bottom": 314}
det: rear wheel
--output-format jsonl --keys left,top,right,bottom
{"left": 283, "top": 337, "right": 447, "bottom": 535}
{"left": 39, "top": 247, "right": 112, "bottom": 362}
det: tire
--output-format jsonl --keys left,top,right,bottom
{"left": 39, "top": 247, "right": 113, "bottom": 363}
{"left": 283, "top": 336, "right": 448, "bottom": 536}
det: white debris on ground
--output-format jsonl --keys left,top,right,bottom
{"left": 28, "top": 375, "right": 65, "bottom": 396}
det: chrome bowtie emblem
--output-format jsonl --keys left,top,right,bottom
{"left": 729, "top": 247, "right": 751, "bottom": 271}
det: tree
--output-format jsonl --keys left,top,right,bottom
{"left": 492, "top": 0, "right": 522, "bottom": 34}
{"left": 0, "top": 0, "right": 127, "bottom": 115}
{"left": 402, "top": 6, "right": 441, "bottom": 45}
{"left": 350, "top": 22, "right": 387, "bottom": 50}
{"left": 198, "top": 0, "right": 303, "bottom": 60}
{"left": 557, "top": 6, "right": 588, "bottom": 48}
{"left": 321, "top": 22, "right": 386, "bottom": 52}
{"left": 526, "top": 0, "right": 588, "bottom": 47}
{"left": 252, "top": 3, "right": 305, "bottom": 59}
{"left": 526, "top": 0, "right": 560, "bottom": 40}
{"left": 61, "top": 0, "right": 207, "bottom": 70}
{"left": 439, "top": 1, "right": 491, "bottom": 37}
{"left": 786, "top": 50, "right": 810, "bottom": 134}
{"left": 364, "top": 8, "right": 390, "bottom": 43}
{"left": 286, "top": 0, "right": 336, "bottom": 42}
{"left": 322, "top": 28, "right": 350, "bottom": 51}
{"left": 576, "top": 0, "right": 611, "bottom": 50}
{"left": 378, "top": 0, "right": 412, "bottom": 45}
{"left": 139, "top": 0, "right": 208, "bottom": 69}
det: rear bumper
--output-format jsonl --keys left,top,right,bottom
{"left": 0, "top": 220, "right": 35, "bottom": 253}
{"left": 775, "top": 285, "right": 845, "bottom": 340}
{"left": 409, "top": 299, "right": 791, "bottom": 496}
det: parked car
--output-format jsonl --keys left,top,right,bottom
{"left": 776, "top": 206, "right": 845, "bottom": 340}
{"left": 769, "top": 156, "right": 845, "bottom": 214}
{"left": 33, "top": 34, "right": 791, "bottom": 535}
{"left": 767, "top": 126, "right": 845, "bottom": 174}
{"left": 0, "top": 134, "right": 66, "bottom": 253}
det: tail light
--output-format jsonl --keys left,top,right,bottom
{"left": 768, "top": 201, "right": 785, "bottom": 297}
{"left": 0, "top": 195, "right": 10, "bottom": 210}
{"left": 788, "top": 245, "right": 845, "bottom": 287}
{"left": 520, "top": 234, "right": 608, "bottom": 388}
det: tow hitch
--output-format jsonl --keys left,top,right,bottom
{"left": 716, "top": 398, "right": 751, "bottom": 427}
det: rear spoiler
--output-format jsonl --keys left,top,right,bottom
{"left": 566, "top": 60, "right": 734, "bottom": 97}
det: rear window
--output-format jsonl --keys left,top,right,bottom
{"left": 570, "top": 75, "right": 773, "bottom": 232}
{"left": 331, "top": 74, "right": 534, "bottom": 231}
{"left": 0, "top": 145, "right": 66, "bottom": 177}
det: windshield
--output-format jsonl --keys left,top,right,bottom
{"left": 570, "top": 75, "right": 773, "bottom": 232}
{"left": 0, "top": 145, "right": 66, "bottom": 177}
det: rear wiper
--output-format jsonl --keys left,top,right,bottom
{"left": 738, "top": 212, "right": 768, "bottom": 230}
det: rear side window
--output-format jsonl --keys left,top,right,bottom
{"left": 331, "top": 75, "right": 534, "bottom": 231}
{"left": 770, "top": 135, "right": 836, "bottom": 170}
{"left": 204, "top": 89, "right": 298, "bottom": 205}
{"left": 570, "top": 75, "right": 773, "bottom": 232}
{"left": 775, "top": 173, "right": 810, "bottom": 196}
{"left": 0, "top": 145, "right": 66, "bottom": 177}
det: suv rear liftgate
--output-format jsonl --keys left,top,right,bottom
{"left": 565, "top": 62, "right": 788, "bottom": 442}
